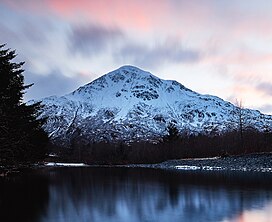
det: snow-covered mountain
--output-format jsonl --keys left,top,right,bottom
{"left": 38, "top": 65, "right": 272, "bottom": 147}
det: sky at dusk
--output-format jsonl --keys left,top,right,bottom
{"left": 0, "top": 0, "right": 272, "bottom": 114}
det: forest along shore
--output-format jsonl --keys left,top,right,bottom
{"left": 126, "top": 153, "right": 272, "bottom": 173}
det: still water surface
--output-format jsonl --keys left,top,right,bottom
{"left": 1, "top": 167, "right": 272, "bottom": 222}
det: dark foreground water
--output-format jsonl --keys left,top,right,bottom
{"left": 1, "top": 168, "right": 272, "bottom": 222}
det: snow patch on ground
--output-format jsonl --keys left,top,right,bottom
{"left": 202, "top": 166, "right": 222, "bottom": 171}
{"left": 182, "top": 157, "right": 220, "bottom": 161}
{"left": 48, "top": 153, "right": 58, "bottom": 157}
{"left": 175, "top": 165, "right": 223, "bottom": 171}
{"left": 45, "top": 162, "right": 88, "bottom": 167}
{"left": 175, "top": 165, "right": 201, "bottom": 170}
{"left": 260, "top": 168, "right": 272, "bottom": 172}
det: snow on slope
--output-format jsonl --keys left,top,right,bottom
{"left": 38, "top": 65, "right": 272, "bottom": 147}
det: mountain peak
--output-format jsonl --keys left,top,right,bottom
{"left": 108, "top": 65, "right": 157, "bottom": 80}
{"left": 40, "top": 66, "right": 272, "bottom": 146}
{"left": 116, "top": 65, "right": 145, "bottom": 72}
{"left": 71, "top": 65, "right": 167, "bottom": 100}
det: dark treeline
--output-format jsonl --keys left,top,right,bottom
{"left": 48, "top": 128, "right": 272, "bottom": 164}
{"left": 0, "top": 45, "right": 48, "bottom": 164}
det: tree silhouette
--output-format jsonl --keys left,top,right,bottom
{"left": 0, "top": 44, "right": 48, "bottom": 163}
{"left": 234, "top": 99, "right": 248, "bottom": 152}
{"left": 163, "top": 122, "right": 180, "bottom": 142}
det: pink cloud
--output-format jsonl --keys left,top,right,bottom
{"left": 1, "top": 0, "right": 48, "bottom": 14}
{"left": 0, "top": 0, "right": 218, "bottom": 34}
{"left": 226, "top": 84, "right": 267, "bottom": 109}
{"left": 232, "top": 85, "right": 262, "bottom": 97}
{"left": 4, "top": 0, "right": 272, "bottom": 38}
{"left": 202, "top": 50, "right": 272, "bottom": 69}
{"left": 45, "top": 0, "right": 171, "bottom": 31}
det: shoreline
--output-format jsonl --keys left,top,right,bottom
{"left": 42, "top": 153, "right": 272, "bottom": 173}
{"left": 1, "top": 153, "right": 272, "bottom": 176}
{"left": 127, "top": 153, "right": 272, "bottom": 173}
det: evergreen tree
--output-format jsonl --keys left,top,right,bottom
{"left": 0, "top": 44, "right": 48, "bottom": 163}
{"left": 163, "top": 122, "right": 180, "bottom": 143}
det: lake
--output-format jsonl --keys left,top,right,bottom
{"left": 1, "top": 167, "right": 272, "bottom": 222}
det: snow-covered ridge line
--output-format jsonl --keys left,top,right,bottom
{"left": 38, "top": 65, "right": 272, "bottom": 147}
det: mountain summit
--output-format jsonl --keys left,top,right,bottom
{"left": 39, "top": 66, "right": 272, "bottom": 147}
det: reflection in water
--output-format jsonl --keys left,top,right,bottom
{"left": 0, "top": 170, "right": 49, "bottom": 222}
{"left": 41, "top": 168, "right": 272, "bottom": 222}
{"left": 223, "top": 201, "right": 272, "bottom": 222}
{"left": 1, "top": 168, "right": 272, "bottom": 222}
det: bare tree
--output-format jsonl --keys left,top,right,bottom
{"left": 236, "top": 99, "right": 244, "bottom": 143}
{"left": 234, "top": 99, "right": 248, "bottom": 152}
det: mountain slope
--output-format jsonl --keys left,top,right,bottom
{"left": 38, "top": 65, "right": 272, "bottom": 147}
